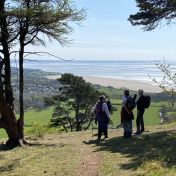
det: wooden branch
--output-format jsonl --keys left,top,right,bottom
{"left": 24, "top": 32, "right": 38, "bottom": 46}
{"left": 10, "top": 51, "right": 74, "bottom": 61}
{"left": 8, "top": 32, "right": 20, "bottom": 43}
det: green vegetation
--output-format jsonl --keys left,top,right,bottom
{"left": 129, "top": 0, "right": 176, "bottom": 31}
{"left": 0, "top": 107, "right": 54, "bottom": 139}
{"left": 25, "top": 107, "right": 54, "bottom": 126}
{"left": 0, "top": 122, "right": 175, "bottom": 176}
{"left": 0, "top": 78, "right": 175, "bottom": 175}
{"left": 51, "top": 73, "right": 103, "bottom": 131}
{"left": 0, "top": 100, "right": 165, "bottom": 139}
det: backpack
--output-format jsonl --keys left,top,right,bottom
{"left": 95, "top": 101, "right": 109, "bottom": 123}
{"left": 126, "top": 97, "right": 136, "bottom": 110}
{"left": 95, "top": 101, "right": 103, "bottom": 115}
{"left": 143, "top": 96, "right": 151, "bottom": 108}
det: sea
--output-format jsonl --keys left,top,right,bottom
{"left": 11, "top": 59, "right": 176, "bottom": 84}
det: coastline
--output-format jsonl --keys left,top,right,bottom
{"left": 46, "top": 75, "right": 162, "bottom": 93}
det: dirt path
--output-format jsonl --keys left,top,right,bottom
{"left": 35, "top": 131, "right": 101, "bottom": 176}
{"left": 76, "top": 137, "right": 100, "bottom": 176}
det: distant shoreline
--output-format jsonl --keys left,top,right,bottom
{"left": 46, "top": 75, "right": 162, "bottom": 93}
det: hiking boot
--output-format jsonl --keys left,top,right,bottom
{"left": 123, "top": 135, "right": 131, "bottom": 138}
{"left": 134, "top": 131, "right": 141, "bottom": 135}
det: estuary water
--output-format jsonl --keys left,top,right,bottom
{"left": 11, "top": 59, "right": 176, "bottom": 84}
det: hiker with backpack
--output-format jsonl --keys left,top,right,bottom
{"left": 135, "top": 89, "right": 150, "bottom": 134}
{"left": 94, "top": 95, "right": 110, "bottom": 140}
{"left": 121, "top": 89, "right": 136, "bottom": 138}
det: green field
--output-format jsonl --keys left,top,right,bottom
{"left": 0, "top": 100, "right": 166, "bottom": 139}
{"left": 110, "top": 100, "right": 164, "bottom": 127}
{"left": 0, "top": 107, "right": 54, "bottom": 139}
{"left": 0, "top": 101, "right": 175, "bottom": 176}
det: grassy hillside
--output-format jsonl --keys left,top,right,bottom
{"left": 0, "top": 122, "right": 175, "bottom": 176}
{"left": 98, "top": 123, "right": 176, "bottom": 176}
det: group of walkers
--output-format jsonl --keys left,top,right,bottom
{"left": 93, "top": 89, "right": 150, "bottom": 140}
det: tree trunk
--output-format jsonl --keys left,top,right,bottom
{"left": 2, "top": 110, "right": 21, "bottom": 147}
{"left": 0, "top": 100, "right": 22, "bottom": 148}
{"left": 17, "top": 0, "right": 30, "bottom": 140}
{"left": 0, "top": 68, "right": 23, "bottom": 148}
{"left": 0, "top": 1, "right": 24, "bottom": 147}
{"left": 18, "top": 43, "right": 25, "bottom": 139}
{"left": 75, "top": 104, "right": 81, "bottom": 131}
{"left": 85, "top": 117, "right": 93, "bottom": 131}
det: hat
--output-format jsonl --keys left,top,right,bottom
{"left": 99, "top": 95, "right": 106, "bottom": 100}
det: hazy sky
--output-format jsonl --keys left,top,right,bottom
{"left": 27, "top": 0, "right": 176, "bottom": 61}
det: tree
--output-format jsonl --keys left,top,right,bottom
{"left": 51, "top": 73, "right": 103, "bottom": 132}
{"left": 149, "top": 61, "right": 176, "bottom": 110}
{"left": 0, "top": 0, "right": 85, "bottom": 147}
{"left": 0, "top": 0, "right": 22, "bottom": 147}
{"left": 14, "top": 0, "right": 85, "bottom": 141}
{"left": 129, "top": 0, "right": 176, "bottom": 109}
{"left": 128, "top": 0, "right": 176, "bottom": 31}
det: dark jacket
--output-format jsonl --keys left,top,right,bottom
{"left": 137, "top": 95, "right": 145, "bottom": 112}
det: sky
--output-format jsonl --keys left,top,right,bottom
{"left": 26, "top": 0, "right": 176, "bottom": 61}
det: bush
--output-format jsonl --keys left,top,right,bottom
{"left": 25, "top": 122, "right": 47, "bottom": 139}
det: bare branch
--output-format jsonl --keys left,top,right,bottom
{"left": 10, "top": 51, "right": 74, "bottom": 61}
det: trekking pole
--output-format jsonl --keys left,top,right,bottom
{"left": 91, "top": 118, "right": 94, "bottom": 139}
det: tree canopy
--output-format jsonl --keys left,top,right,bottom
{"left": 129, "top": 0, "right": 176, "bottom": 31}
{"left": 51, "top": 73, "right": 103, "bottom": 131}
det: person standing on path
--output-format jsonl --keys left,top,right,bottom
{"left": 95, "top": 95, "right": 110, "bottom": 140}
{"left": 121, "top": 89, "right": 135, "bottom": 138}
{"left": 136, "top": 89, "right": 146, "bottom": 134}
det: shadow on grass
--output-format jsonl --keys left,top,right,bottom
{"left": 0, "top": 141, "right": 64, "bottom": 151}
{"left": 28, "top": 142, "right": 65, "bottom": 148}
{"left": 0, "top": 163, "right": 16, "bottom": 173}
{"left": 86, "top": 130, "right": 176, "bottom": 171}
{"left": 0, "top": 158, "right": 20, "bottom": 173}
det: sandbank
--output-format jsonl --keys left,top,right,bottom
{"left": 46, "top": 75, "right": 162, "bottom": 93}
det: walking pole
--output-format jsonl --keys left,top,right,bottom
{"left": 92, "top": 120, "right": 93, "bottom": 139}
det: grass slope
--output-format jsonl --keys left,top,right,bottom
{"left": 0, "top": 123, "right": 176, "bottom": 176}
{"left": 98, "top": 123, "right": 176, "bottom": 176}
